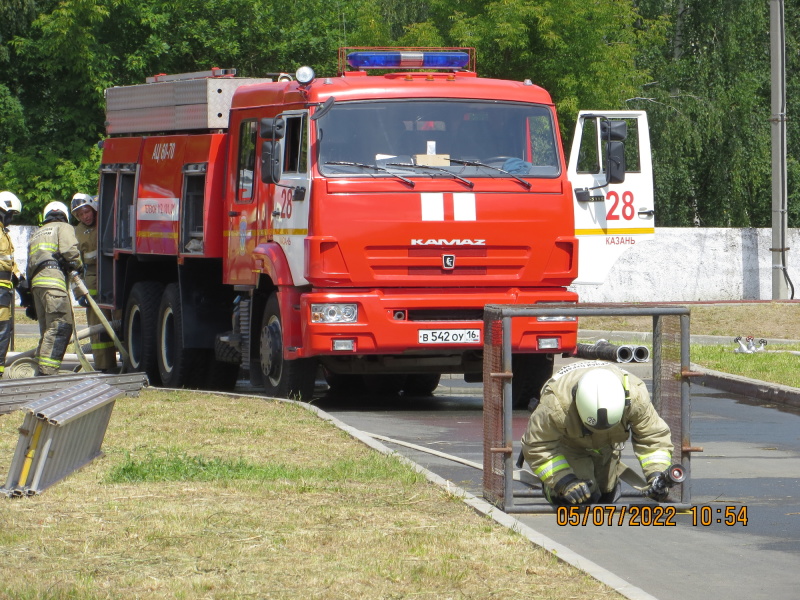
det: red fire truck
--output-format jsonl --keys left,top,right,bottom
{"left": 96, "top": 49, "right": 654, "bottom": 405}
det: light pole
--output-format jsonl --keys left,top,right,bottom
{"left": 770, "top": 0, "right": 791, "bottom": 299}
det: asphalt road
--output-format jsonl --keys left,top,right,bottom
{"left": 313, "top": 372, "right": 800, "bottom": 600}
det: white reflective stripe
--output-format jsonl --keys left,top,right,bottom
{"left": 0, "top": 254, "right": 13, "bottom": 260}
{"left": 421, "top": 193, "right": 444, "bottom": 221}
{"left": 453, "top": 193, "right": 476, "bottom": 220}
{"left": 83, "top": 250, "right": 98, "bottom": 260}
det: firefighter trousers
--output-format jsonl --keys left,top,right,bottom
{"left": 0, "top": 286, "right": 12, "bottom": 378}
{"left": 87, "top": 304, "right": 117, "bottom": 371}
{"left": 33, "top": 287, "right": 74, "bottom": 376}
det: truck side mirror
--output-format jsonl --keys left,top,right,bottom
{"left": 606, "top": 140, "right": 626, "bottom": 184}
{"left": 260, "top": 117, "right": 286, "bottom": 140}
{"left": 600, "top": 119, "right": 627, "bottom": 142}
{"left": 261, "top": 141, "right": 282, "bottom": 184}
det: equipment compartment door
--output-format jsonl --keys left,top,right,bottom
{"left": 568, "top": 111, "right": 654, "bottom": 285}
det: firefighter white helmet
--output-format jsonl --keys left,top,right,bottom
{"left": 574, "top": 368, "right": 626, "bottom": 430}
{"left": 70, "top": 192, "right": 98, "bottom": 215}
{"left": 0, "top": 191, "right": 22, "bottom": 214}
{"left": 42, "top": 201, "right": 70, "bottom": 222}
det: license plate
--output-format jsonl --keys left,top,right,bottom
{"left": 418, "top": 329, "right": 481, "bottom": 344}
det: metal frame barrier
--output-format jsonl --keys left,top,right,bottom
{"left": 2, "top": 379, "right": 124, "bottom": 497}
{"left": 483, "top": 303, "right": 696, "bottom": 514}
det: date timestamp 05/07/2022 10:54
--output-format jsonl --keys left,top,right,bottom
{"left": 556, "top": 505, "right": 749, "bottom": 527}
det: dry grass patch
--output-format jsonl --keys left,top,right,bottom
{"left": 579, "top": 302, "right": 800, "bottom": 340}
{"left": 0, "top": 390, "right": 624, "bottom": 600}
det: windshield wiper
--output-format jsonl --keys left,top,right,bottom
{"left": 449, "top": 158, "right": 532, "bottom": 190}
{"left": 324, "top": 161, "right": 415, "bottom": 187}
{"left": 386, "top": 163, "right": 474, "bottom": 188}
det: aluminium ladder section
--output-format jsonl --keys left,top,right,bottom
{"left": 2, "top": 379, "right": 125, "bottom": 496}
{"left": 482, "top": 303, "right": 694, "bottom": 514}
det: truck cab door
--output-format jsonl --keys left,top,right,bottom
{"left": 567, "top": 111, "right": 654, "bottom": 285}
{"left": 267, "top": 111, "right": 310, "bottom": 286}
{"left": 227, "top": 117, "right": 261, "bottom": 285}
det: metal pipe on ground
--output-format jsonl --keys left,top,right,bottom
{"left": 4, "top": 320, "right": 122, "bottom": 366}
{"left": 575, "top": 340, "right": 634, "bottom": 363}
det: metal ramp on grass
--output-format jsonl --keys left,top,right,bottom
{"left": 2, "top": 380, "right": 123, "bottom": 496}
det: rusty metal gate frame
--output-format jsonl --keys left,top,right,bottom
{"left": 483, "top": 303, "right": 695, "bottom": 514}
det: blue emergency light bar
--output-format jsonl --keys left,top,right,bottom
{"left": 346, "top": 51, "right": 470, "bottom": 70}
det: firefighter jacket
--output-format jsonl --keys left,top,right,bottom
{"left": 521, "top": 361, "right": 673, "bottom": 490}
{"left": 74, "top": 221, "right": 98, "bottom": 295}
{"left": 0, "top": 223, "right": 18, "bottom": 291}
{"left": 27, "top": 221, "right": 82, "bottom": 292}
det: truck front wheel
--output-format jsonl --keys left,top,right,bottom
{"left": 259, "top": 294, "right": 316, "bottom": 400}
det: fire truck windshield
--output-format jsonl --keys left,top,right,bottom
{"left": 317, "top": 99, "right": 561, "bottom": 179}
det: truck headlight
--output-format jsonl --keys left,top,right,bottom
{"left": 311, "top": 303, "right": 358, "bottom": 323}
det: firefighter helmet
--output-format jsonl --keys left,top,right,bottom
{"left": 574, "top": 368, "right": 626, "bottom": 430}
{"left": 0, "top": 191, "right": 22, "bottom": 215}
{"left": 70, "top": 192, "right": 98, "bottom": 215}
{"left": 42, "top": 201, "right": 70, "bottom": 223}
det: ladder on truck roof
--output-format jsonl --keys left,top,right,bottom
{"left": 105, "top": 68, "right": 280, "bottom": 135}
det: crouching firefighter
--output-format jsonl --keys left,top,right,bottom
{"left": 27, "top": 201, "right": 83, "bottom": 376}
{"left": 521, "top": 362, "right": 674, "bottom": 506}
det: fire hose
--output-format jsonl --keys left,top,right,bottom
{"left": 575, "top": 340, "right": 650, "bottom": 363}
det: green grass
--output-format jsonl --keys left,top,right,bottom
{"left": 691, "top": 343, "right": 800, "bottom": 387}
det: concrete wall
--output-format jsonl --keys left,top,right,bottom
{"left": 571, "top": 227, "right": 800, "bottom": 302}
{"left": 11, "top": 225, "right": 800, "bottom": 302}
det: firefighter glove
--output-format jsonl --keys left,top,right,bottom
{"left": 644, "top": 472, "right": 670, "bottom": 502}
{"left": 555, "top": 474, "right": 592, "bottom": 505}
{"left": 15, "top": 276, "right": 32, "bottom": 308}
{"left": 25, "top": 304, "right": 37, "bottom": 321}
{"left": 77, "top": 295, "right": 89, "bottom": 308}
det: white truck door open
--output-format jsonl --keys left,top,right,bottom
{"left": 568, "top": 111, "right": 654, "bottom": 285}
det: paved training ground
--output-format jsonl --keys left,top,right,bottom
{"left": 310, "top": 359, "right": 800, "bottom": 600}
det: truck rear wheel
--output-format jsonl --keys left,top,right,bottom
{"left": 259, "top": 294, "right": 316, "bottom": 400}
{"left": 511, "top": 354, "right": 554, "bottom": 410}
{"left": 156, "top": 283, "right": 202, "bottom": 388}
{"left": 124, "top": 281, "right": 164, "bottom": 384}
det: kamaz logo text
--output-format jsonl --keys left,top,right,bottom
{"left": 411, "top": 239, "right": 486, "bottom": 246}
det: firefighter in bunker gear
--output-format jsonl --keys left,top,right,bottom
{"left": 0, "top": 191, "right": 23, "bottom": 378}
{"left": 521, "top": 361, "right": 674, "bottom": 506}
{"left": 71, "top": 193, "right": 117, "bottom": 372}
{"left": 27, "top": 201, "right": 83, "bottom": 376}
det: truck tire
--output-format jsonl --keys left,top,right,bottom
{"left": 511, "top": 354, "right": 554, "bottom": 410}
{"left": 124, "top": 281, "right": 164, "bottom": 384}
{"left": 259, "top": 294, "right": 316, "bottom": 400}
{"left": 156, "top": 283, "right": 204, "bottom": 388}
{"left": 402, "top": 373, "right": 441, "bottom": 396}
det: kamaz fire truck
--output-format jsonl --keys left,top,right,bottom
{"left": 96, "top": 48, "right": 654, "bottom": 405}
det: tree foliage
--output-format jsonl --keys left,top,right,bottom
{"left": 0, "top": 0, "right": 797, "bottom": 228}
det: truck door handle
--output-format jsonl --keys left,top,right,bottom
{"left": 228, "top": 211, "right": 241, "bottom": 217}
{"left": 638, "top": 208, "right": 655, "bottom": 217}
